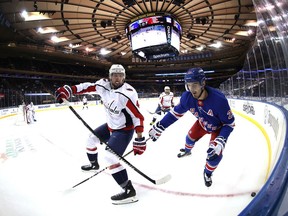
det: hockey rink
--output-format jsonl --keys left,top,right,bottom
{"left": 0, "top": 100, "right": 269, "bottom": 216}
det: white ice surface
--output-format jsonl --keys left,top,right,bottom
{"left": 0, "top": 101, "right": 268, "bottom": 216}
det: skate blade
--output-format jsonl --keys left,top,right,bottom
{"left": 81, "top": 170, "right": 99, "bottom": 173}
{"left": 177, "top": 152, "right": 191, "bottom": 158}
{"left": 112, "top": 196, "right": 139, "bottom": 205}
{"left": 81, "top": 168, "right": 100, "bottom": 173}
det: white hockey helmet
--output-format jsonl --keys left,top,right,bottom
{"left": 109, "top": 64, "right": 125, "bottom": 78}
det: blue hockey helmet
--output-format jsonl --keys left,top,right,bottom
{"left": 184, "top": 67, "right": 205, "bottom": 85}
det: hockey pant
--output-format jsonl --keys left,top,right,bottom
{"left": 26, "top": 110, "right": 33, "bottom": 123}
{"left": 85, "top": 123, "right": 134, "bottom": 187}
{"left": 187, "top": 121, "right": 223, "bottom": 175}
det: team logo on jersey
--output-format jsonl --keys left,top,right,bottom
{"left": 198, "top": 107, "right": 214, "bottom": 116}
{"left": 104, "top": 100, "right": 120, "bottom": 114}
{"left": 207, "top": 109, "right": 213, "bottom": 116}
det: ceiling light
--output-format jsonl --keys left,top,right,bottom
{"left": 69, "top": 43, "right": 81, "bottom": 48}
{"left": 36, "top": 27, "right": 58, "bottom": 34}
{"left": 20, "top": 10, "right": 28, "bottom": 20}
{"left": 235, "top": 31, "right": 249, "bottom": 36}
{"left": 247, "top": 29, "right": 254, "bottom": 35}
{"left": 100, "top": 48, "right": 111, "bottom": 55}
{"left": 20, "top": 11, "right": 51, "bottom": 21}
{"left": 51, "top": 35, "right": 58, "bottom": 42}
{"left": 209, "top": 41, "right": 222, "bottom": 48}
{"left": 50, "top": 35, "right": 69, "bottom": 43}
{"left": 196, "top": 46, "right": 204, "bottom": 51}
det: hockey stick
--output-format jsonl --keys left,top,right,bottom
{"left": 63, "top": 99, "right": 171, "bottom": 185}
{"left": 146, "top": 109, "right": 161, "bottom": 115}
{"left": 146, "top": 108, "right": 170, "bottom": 115}
{"left": 72, "top": 137, "right": 150, "bottom": 188}
{"left": 72, "top": 149, "right": 133, "bottom": 188}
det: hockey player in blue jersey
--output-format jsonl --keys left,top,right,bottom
{"left": 146, "top": 67, "right": 235, "bottom": 187}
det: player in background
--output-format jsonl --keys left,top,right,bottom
{"left": 82, "top": 96, "right": 88, "bottom": 109}
{"left": 21, "top": 101, "right": 27, "bottom": 122}
{"left": 147, "top": 67, "right": 235, "bottom": 187}
{"left": 30, "top": 102, "right": 36, "bottom": 122}
{"left": 150, "top": 86, "right": 174, "bottom": 125}
{"left": 55, "top": 64, "right": 146, "bottom": 204}
{"left": 26, "top": 102, "right": 36, "bottom": 123}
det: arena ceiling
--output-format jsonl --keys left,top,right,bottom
{"left": 0, "top": 0, "right": 257, "bottom": 87}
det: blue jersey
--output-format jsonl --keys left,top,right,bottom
{"left": 159, "top": 86, "right": 235, "bottom": 140}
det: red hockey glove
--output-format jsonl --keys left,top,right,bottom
{"left": 55, "top": 85, "right": 72, "bottom": 103}
{"left": 133, "top": 137, "right": 146, "bottom": 155}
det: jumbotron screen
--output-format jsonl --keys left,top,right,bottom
{"left": 126, "top": 15, "right": 182, "bottom": 60}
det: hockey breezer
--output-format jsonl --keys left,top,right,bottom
{"left": 63, "top": 99, "right": 171, "bottom": 186}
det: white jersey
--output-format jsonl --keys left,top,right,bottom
{"left": 158, "top": 92, "right": 174, "bottom": 109}
{"left": 26, "top": 103, "right": 36, "bottom": 123}
{"left": 73, "top": 79, "right": 144, "bottom": 133}
{"left": 26, "top": 103, "right": 34, "bottom": 112}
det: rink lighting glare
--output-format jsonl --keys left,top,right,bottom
{"left": 155, "top": 70, "right": 214, "bottom": 77}
{"left": 155, "top": 72, "right": 186, "bottom": 76}
{"left": 24, "top": 93, "right": 51, "bottom": 96}
{"left": 204, "top": 70, "right": 215, "bottom": 74}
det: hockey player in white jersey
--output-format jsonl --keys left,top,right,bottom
{"left": 55, "top": 64, "right": 146, "bottom": 204}
{"left": 26, "top": 102, "right": 36, "bottom": 123}
{"left": 150, "top": 86, "right": 174, "bottom": 125}
{"left": 82, "top": 96, "right": 88, "bottom": 109}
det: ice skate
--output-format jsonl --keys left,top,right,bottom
{"left": 203, "top": 171, "right": 212, "bottom": 187}
{"left": 81, "top": 162, "right": 99, "bottom": 171}
{"left": 177, "top": 148, "right": 192, "bottom": 158}
{"left": 111, "top": 180, "right": 138, "bottom": 205}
